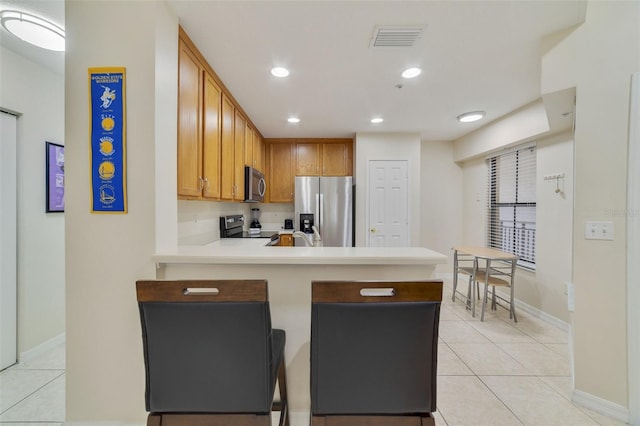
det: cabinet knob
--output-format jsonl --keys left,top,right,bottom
{"left": 198, "top": 177, "right": 204, "bottom": 191}
{"left": 370, "top": 227, "right": 377, "bottom": 233}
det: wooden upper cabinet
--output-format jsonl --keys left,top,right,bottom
{"left": 291, "top": 139, "right": 353, "bottom": 177}
{"left": 202, "top": 72, "right": 221, "bottom": 199}
{"left": 220, "top": 93, "right": 235, "bottom": 200}
{"left": 177, "top": 27, "right": 266, "bottom": 203}
{"left": 253, "top": 132, "right": 264, "bottom": 172}
{"left": 233, "top": 111, "right": 246, "bottom": 201}
{"left": 244, "top": 125, "right": 254, "bottom": 168}
{"left": 322, "top": 142, "right": 352, "bottom": 176}
{"left": 177, "top": 40, "right": 203, "bottom": 198}
{"left": 295, "top": 143, "right": 321, "bottom": 176}
{"left": 268, "top": 143, "right": 294, "bottom": 203}
{"left": 245, "top": 126, "right": 265, "bottom": 172}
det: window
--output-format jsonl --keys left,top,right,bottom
{"left": 487, "top": 144, "right": 536, "bottom": 269}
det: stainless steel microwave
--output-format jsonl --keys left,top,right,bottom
{"left": 244, "top": 166, "right": 266, "bottom": 202}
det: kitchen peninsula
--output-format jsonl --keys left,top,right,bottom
{"left": 153, "top": 241, "right": 447, "bottom": 424}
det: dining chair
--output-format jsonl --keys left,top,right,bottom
{"left": 475, "top": 257, "right": 518, "bottom": 322}
{"left": 452, "top": 249, "right": 481, "bottom": 309}
{"left": 136, "top": 279, "right": 289, "bottom": 426}
{"left": 310, "top": 280, "right": 443, "bottom": 426}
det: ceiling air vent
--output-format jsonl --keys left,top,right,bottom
{"left": 370, "top": 25, "right": 426, "bottom": 48}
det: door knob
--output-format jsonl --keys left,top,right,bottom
{"left": 370, "top": 227, "right": 376, "bottom": 233}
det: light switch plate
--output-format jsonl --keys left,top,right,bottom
{"left": 585, "top": 221, "right": 614, "bottom": 240}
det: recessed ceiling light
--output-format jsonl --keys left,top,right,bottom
{"left": 370, "top": 117, "right": 384, "bottom": 124}
{"left": 0, "top": 10, "right": 65, "bottom": 52}
{"left": 287, "top": 117, "right": 300, "bottom": 123}
{"left": 401, "top": 67, "right": 422, "bottom": 79}
{"left": 271, "top": 67, "right": 290, "bottom": 78}
{"left": 457, "top": 111, "right": 486, "bottom": 123}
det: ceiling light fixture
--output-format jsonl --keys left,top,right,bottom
{"left": 0, "top": 10, "right": 65, "bottom": 52}
{"left": 457, "top": 111, "right": 486, "bottom": 123}
{"left": 270, "top": 67, "right": 290, "bottom": 78}
{"left": 287, "top": 117, "right": 300, "bottom": 123}
{"left": 370, "top": 117, "right": 384, "bottom": 124}
{"left": 401, "top": 67, "right": 422, "bottom": 79}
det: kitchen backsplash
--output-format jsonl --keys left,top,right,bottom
{"left": 178, "top": 200, "right": 293, "bottom": 245}
{"left": 256, "top": 203, "right": 294, "bottom": 232}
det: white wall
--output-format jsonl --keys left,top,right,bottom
{"left": 454, "top": 99, "right": 550, "bottom": 162}
{"left": 460, "top": 157, "right": 488, "bottom": 247}
{"left": 0, "top": 46, "right": 65, "bottom": 356}
{"left": 540, "top": 0, "right": 639, "bottom": 415}
{"left": 420, "top": 140, "right": 463, "bottom": 270}
{"left": 65, "top": 1, "right": 177, "bottom": 421}
{"left": 354, "top": 132, "right": 421, "bottom": 247}
{"left": 458, "top": 131, "right": 574, "bottom": 323}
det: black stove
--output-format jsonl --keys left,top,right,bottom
{"left": 220, "top": 215, "right": 274, "bottom": 239}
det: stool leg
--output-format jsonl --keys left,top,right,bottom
{"left": 492, "top": 286, "right": 497, "bottom": 311}
{"left": 452, "top": 253, "right": 459, "bottom": 302}
{"left": 510, "top": 259, "right": 518, "bottom": 322}
{"left": 481, "top": 282, "right": 488, "bottom": 321}
{"left": 470, "top": 275, "right": 476, "bottom": 317}
{"left": 510, "top": 284, "right": 518, "bottom": 322}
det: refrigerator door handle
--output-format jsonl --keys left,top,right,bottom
{"left": 316, "top": 193, "right": 321, "bottom": 234}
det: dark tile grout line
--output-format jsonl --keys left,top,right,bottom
{"left": 0, "top": 371, "right": 65, "bottom": 417}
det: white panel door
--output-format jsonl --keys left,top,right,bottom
{"left": 0, "top": 112, "right": 17, "bottom": 370}
{"left": 368, "top": 160, "right": 408, "bottom": 247}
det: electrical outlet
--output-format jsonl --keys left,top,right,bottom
{"left": 585, "top": 221, "right": 614, "bottom": 240}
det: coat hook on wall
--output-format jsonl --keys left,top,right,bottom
{"left": 544, "top": 173, "right": 565, "bottom": 195}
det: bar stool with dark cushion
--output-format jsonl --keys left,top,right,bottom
{"left": 310, "top": 280, "right": 443, "bottom": 426}
{"left": 136, "top": 279, "right": 289, "bottom": 426}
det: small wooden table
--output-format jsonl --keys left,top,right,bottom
{"left": 452, "top": 246, "right": 519, "bottom": 320}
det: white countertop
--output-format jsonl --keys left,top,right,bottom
{"left": 153, "top": 239, "right": 448, "bottom": 266}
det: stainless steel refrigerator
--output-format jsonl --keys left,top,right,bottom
{"left": 294, "top": 176, "right": 353, "bottom": 247}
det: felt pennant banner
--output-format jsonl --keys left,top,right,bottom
{"left": 88, "top": 67, "right": 127, "bottom": 213}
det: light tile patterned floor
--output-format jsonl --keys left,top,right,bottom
{"left": 0, "top": 276, "right": 629, "bottom": 425}
{"left": 0, "top": 342, "right": 65, "bottom": 425}
{"left": 435, "top": 276, "right": 628, "bottom": 426}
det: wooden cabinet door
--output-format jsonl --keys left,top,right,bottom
{"left": 244, "top": 125, "right": 254, "bottom": 168}
{"left": 253, "top": 132, "right": 264, "bottom": 172}
{"left": 268, "top": 143, "right": 294, "bottom": 203}
{"left": 177, "top": 41, "right": 203, "bottom": 198}
{"left": 202, "top": 72, "right": 221, "bottom": 199}
{"left": 233, "top": 111, "right": 246, "bottom": 201}
{"left": 220, "top": 93, "right": 235, "bottom": 200}
{"left": 296, "top": 143, "right": 321, "bottom": 176}
{"left": 322, "top": 142, "right": 351, "bottom": 176}
{"left": 279, "top": 233, "right": 293, "bottom": 246}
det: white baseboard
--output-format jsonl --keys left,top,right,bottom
{"left": 19, "top": 332, "right": 65, "bottom": 364}
{"left": 503, "top": 291, "right": 570, "bottom": 332}
{"left": 573, "top": 389, "right": 630, "bottom": 423}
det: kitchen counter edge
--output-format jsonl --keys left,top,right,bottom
{"left": 153, "top": 245, "right": 448, "bottom": 266}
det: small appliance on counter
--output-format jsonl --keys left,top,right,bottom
{"left": 249, "top": 208, "right": 262, "bottom": 235}
{"left": 220, "top": 214, "right": 274, "bottom": 239}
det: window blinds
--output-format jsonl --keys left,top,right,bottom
{"left": 487, "top": 144, "right": 537, "bottom": 269}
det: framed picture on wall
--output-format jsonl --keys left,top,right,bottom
{"left": 46, "top": 142, "right": 65, "bottom": 213}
